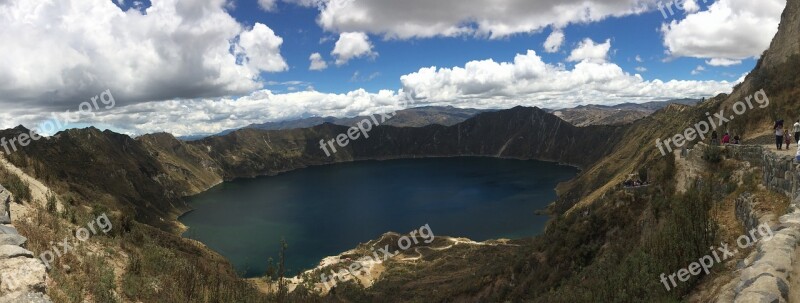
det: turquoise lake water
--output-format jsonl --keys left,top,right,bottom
{"left": 179, "top": 157, "right": 578, "bottom": 277}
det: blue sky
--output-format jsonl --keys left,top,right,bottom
{"left": 229, "top": 0, "right": 756, "bottom": 94}
{"left": 0, "top": 0, "right": 787, "bottom": 135}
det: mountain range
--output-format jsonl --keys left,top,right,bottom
{"left": 0, "top": 0, "right": 799, "bottom": 301}
{"left": 179, "top": 99, "right": 699, "bottom": 141}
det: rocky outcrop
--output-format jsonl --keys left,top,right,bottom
{"left": 759, "top": 0, "right": 800, "bottom": 69}
{"left": 0, "top": 186, "right": 51, "bottom": 303}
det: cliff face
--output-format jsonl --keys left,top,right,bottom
{"left": 716, "top": 0, "right": 800, "bottom": 136}
{"left": 760, "top": 0, "right": 798, "bottom": 69}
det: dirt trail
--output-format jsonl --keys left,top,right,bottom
{"left": 674, "top": 149, "right": 704, "bottom": 193}
{"left": 760, "top": 143, "right": 798, "bottom": 158}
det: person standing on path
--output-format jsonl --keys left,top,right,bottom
{"left": 793, "top": 120, "right": 800, "bottom": 143}
{"left": 776, "top": 120, "right": 785, "bottom": 150}
{"left": 785, "top": 128, "right": 793, "bottom": 149}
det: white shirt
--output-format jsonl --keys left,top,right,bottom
{"left": 794, "top": 122, "right": 800, "bottom": 133}
{"left": 777, "top": 128, "right": 785, "bottom": 136}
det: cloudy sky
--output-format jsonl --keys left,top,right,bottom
{"left": 0, "top": 0, "right": 786, "bottom": 136}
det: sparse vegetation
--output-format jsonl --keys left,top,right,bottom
{"left": 0, "top": 165, "right": 31, "bottom": 203}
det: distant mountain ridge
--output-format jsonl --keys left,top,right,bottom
{"left": 545, "top": 98, "right": 700, "bottom": 127}
{"left": 179, "top": 100, "right": 698, "bottom": 140}
{"left": 179, "top": 106, "right": 491, "bottom": 140}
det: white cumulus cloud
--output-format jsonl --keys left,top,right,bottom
{"left": 400, "top": 49, "right": 736, "bottom": 110}
{"left": 257, "top": 0, "right": 277, "bottom": 11}
{"left": 0, "top": 0, "right": 288, "bottom": 111}
{"left": 543, "top": 29, "right": 565, "bottom": 53}
{"left": 237, "top": 23, "right": 289, "bottom": 72}
{"left": 332, "top": 32, "right": 377, "bottom": 66}
{"left": 567, "top": 38, "right": 612, "bottom": 63}
{"left": 1, "top": 47, "right": 742, "bottom": 136}
{"left": 661, "top": 0, "right": 784, "bottom": 62}
{"left": 309, "top": 53, "right": 329, "bottom": 70}
{"left": 691, "top": 65, "right": 705, "bottom": 75}
{"left": 288, "top": 0, "right": 654, "bottom": 39}
{"left": 705, "top": 58, "right": 743, "bottom": 66}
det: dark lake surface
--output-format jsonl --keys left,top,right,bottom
{"left": 179, "top": 157, "right": 578, "bottom": 277}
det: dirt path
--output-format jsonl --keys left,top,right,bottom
{"left": 674, "top": 149, "right": 704, "bottom": 193}
{"left": 760, "top": 144, "right": 798, "bottom": 158}
{"left": 755, "top": 144, "right": 800, "bottom": 303}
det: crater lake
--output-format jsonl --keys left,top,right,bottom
{"left": 179, "top": 157, "right": 578, "bottom": 277}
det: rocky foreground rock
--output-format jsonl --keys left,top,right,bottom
{"left": 0, "top": 185, "right": 51, "bottom": 303}
{"left": 0, "top": 187, "right": 10, "bottom": 224}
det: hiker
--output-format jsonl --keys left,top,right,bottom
{"left": 785, "top": 129, "right": 793, "bottom": 149}
{"left": 711, "top": 131, "right": 719, "bottom": 145}
{"left": 722, "top": 133, "right": 731, "bottom": 144}
{"left": 733, "top": 135, "right": 741, "bottom": 145}
{"left": 794, "top": 120, "right": 800, "bottom": 143}
{"left": 775, "top": 120, "right": 785, "bottom": 150}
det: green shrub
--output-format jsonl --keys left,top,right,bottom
{"left": 0, "top": 167, "right": 32, "bottom": 203}
{"left": 702, "top": 145, "right": 723, "bottom": 163}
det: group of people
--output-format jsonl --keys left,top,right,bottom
{"left": 774, "top": 120, "right": 800, "bottom": 162}
{"left": 774, "top": 119, "right": 800, "bottom": 150}
{"left": 622, "top": 179, "right": 649, "bottom": 188}
{"left": 710, "top": 131, "right": 741, "bottom": 145}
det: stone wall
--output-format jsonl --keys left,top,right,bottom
{"left": 735, "top": 192, "right": 774, "bottom": 233}
{"left": 694, "top": 143, "right": 800, "bottom": 303}
{"left": 0, "top": 185, "right": 52, "bottom": 303}
{"left": 693, "top": 143, "right": 800, "bottom": 198}
{"left": 718, "top": 193, "right": 799, "bottom": 302}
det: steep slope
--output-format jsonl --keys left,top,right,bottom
{"left": 0, "top": 127, "right": 191, "bottom": 231}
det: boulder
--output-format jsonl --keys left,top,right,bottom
{"left": 0, "top": 257, "right": 46, "bottom": 294}
{"left": 0, "top": 226, "right": 17, "bottom": 236}
{"left": 0, "top": 235, "right": 25, "bottom": 247}
{"left": 0, "top": 246, "right": 32, "bottom": 260}
{"left": 0, "top": 291, "right": 52, "bottom": 303}
{"left": 735, "top": 274, "right": 788, "bottom": 303}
